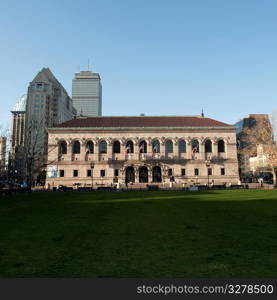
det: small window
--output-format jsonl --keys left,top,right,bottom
{"left": 100, "top": 169, "right": 106, "bottom": 177}
{"left": 181, "top": 168, "right": 186, "bottom": 176}
{"left": 73, "top": 170, "right": 78, "bottom": 177}
{"left": 221, "top": 168, "right": 226, "bottom": 176}
{"left": 168, "top": 168, "right": 173, "bottom": 176}
{"left": 114, "top": 169, "right": 119, "bottom": 176}
{"left": 87, "top": 169, "right": 92, "bottom": 177}
{"left": 208, "top": 168, "right": 212, "bottom": 176}
{"left": 59, "top": 170, "right": 65, "bottom": 177}
{"left": 194, "top": 168, "right": 199, "bottom": 176}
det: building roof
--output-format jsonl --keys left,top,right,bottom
{"left": 11, "top": 95, "right": 27, "bottom": 112}
{"left": 55, "top": 116, "right": 233, "bottom": 129}
{"left": 74, "top": 70, "right": 101, "bottom": 80}
{"left": 31, "top": 67, "right": 61, "bottom": 86}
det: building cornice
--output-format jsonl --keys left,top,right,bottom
{"left": 49, "top": 126, "right": 236, "bottom": 133}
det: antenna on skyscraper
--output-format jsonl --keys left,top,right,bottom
{"left": 201, "top": 108, "right": 204, "bottom": 117}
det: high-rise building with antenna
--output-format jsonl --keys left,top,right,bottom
{"left": 72, "top": 70, "right": 102, "bottom": 116}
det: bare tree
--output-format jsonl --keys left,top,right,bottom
{"left": 0, "top": 123, "right": 11, "bottom": 181}
{"left": 270, "top": 110, "right": 277, "bottom": 141}
{"left": 238, "top": 113, "right": 277, "bottom": 185}
{"left": 24, "top": 117, "right": 47, "bottom": 186}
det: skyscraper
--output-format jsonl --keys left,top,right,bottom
{"left": 72, "top": 70, "right": 102, "bottom": 116}
{"left": 24, "top": 67, "right": 76, "bottom": 184}
{"left": 11, "top": 95, "right": 27, "bottom": 150}
{"left": 9, "top": 95, "right": 27, "bottom": 181}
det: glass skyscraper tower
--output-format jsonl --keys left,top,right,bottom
{"left": 72, "top": 70, "right": 102, "bottom": 116}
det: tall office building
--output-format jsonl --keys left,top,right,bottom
{"left": 11, "top": 95, "right": 27, "bottom": 150}
{"left": 72, "top": 70, "right": 102, "bottom": 116}
{"left": 9, "top": 95, "right": 27, "bottom": 181}
{"left": 25, "top": 67, "right": 76, "bottom": 183}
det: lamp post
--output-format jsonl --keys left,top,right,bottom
{"left": 206, "top": 160, "right": 211, "bottom": 188}
{"left": 90, "top": 162, "right": 94, "bottom": 190}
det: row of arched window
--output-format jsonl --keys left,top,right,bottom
{"left": 58, "top": 139, "right": 226, "bottom": 155}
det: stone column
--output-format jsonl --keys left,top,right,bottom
{"left": 187, "top": 140, "right": 192, "bottom": 160}
{"left": 81, "top": 138, "right": 86, "bottom": 161}
{"left": 213, "top": 141, "right": 218, "bottom": 158}
{"left": 68, "top": 139, "right": 73, "bottom": 161}
{"left": 199, "top": 142, "right": 204, "bottom": 160}
{"left": 107, "top": 139, "right": 113, "bottom": 160}
{"left": 160, "top": 140, "right": 165, "bottom": 159}
{"left": 135, "top": 167, "right": 139, "bottom": 183}
{"left": 173, "top": 138, "right": 179, "bottom": 158}
{"left": 147, "top": 137, "right": 152, "bottom": 159}
{"left": 94, "top": 140, "right": 99, "bottom": 161}
{"left": 149, "top": 166, "right": 153, "bottom": 183}
{"left": 134, "top": 140, "right": 139, "bottom": 161}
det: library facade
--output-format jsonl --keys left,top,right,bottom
{"left": 46, "top": 116, "right": 239, "bottom": 188}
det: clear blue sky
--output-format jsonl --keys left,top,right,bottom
{"left": 1, "top": 0, "right": 276, "bottom": 128}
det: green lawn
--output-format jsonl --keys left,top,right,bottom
{"left": 0, "top": 190, "right": 277, "bottom": 277}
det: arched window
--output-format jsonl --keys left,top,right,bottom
{"left": 126, "top": 140, "right": 134, "bottom": 153}
{"left": 191, "top": 139, "right": 199, "bottom": 152}
{"left": 139, "top": 166, "right": 148, "bottom": 183}
{"left": 99, "top": 140, "right": 107, "bottom": 154}
{"left": 152, "top": 139, "right": 160, "bottom": 153}
{"left": 59, "top": 140, "right": 67, "bottom": 155}
{"left": 218, "top": 140, "right": 225, "bottom": 153}
{"left": 165, "top": 140, "right": 173, "bottom": 153}
{"left": 152, "top": 166, "right": 162, "bottom": 182}
{"left": 139, "top": 140, "right": 147, "bottom": 153}
{"left": 86, "top": 141, "right": 94, "bottom": 154}
{"left": 178, "top": 140, "right": 186, "bottom": 153}
{"left": 205, "top": 139, "right": 212, "bottom": 153}
{"left": 125, "top": 166, "right": 135, "bottom": 183}
{"left": 113, "top": 140, "right": 121, "bottom": 153}
{"left": 72, "top": 141, "right": 80, "bottom": 154}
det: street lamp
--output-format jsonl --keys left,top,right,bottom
{"left": 90, "top": 162, "right": 94, "bottom": 190}
{"left": 206, "top": 160, "right": 211, "bottom": 188}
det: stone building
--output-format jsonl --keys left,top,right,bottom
{"left": 46, "top": 116, "right": 239, "bottom": 188}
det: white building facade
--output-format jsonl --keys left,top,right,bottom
{"left": 46, "top": 116, "right": 239, "bottom": 188}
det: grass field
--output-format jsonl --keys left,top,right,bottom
{"left": 0, "top": 190, "right": 277, "bottom": 278}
